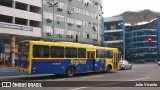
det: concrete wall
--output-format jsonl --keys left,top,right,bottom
{"left": 14, "top": 0, "right": 42, "bottom": 7}
{"left": 0, "top": 6, "right": 41, "bottom": 22}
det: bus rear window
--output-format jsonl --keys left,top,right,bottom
{"left": 18, "top": 42, "right": 29, "bottom": 52}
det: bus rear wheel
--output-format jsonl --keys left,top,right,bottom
{"left": 106, "top": 65, "right": 111, "bottom": 73}
{"left": 66, "top": 67, "right": 75, "bottom": 77}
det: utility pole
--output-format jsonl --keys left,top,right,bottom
{"left": 47, "top": 0, "right": 59, "bottom": 42}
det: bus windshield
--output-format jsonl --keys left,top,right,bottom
{"left": 18, "top": 42, "right": 29, "bottom": 52}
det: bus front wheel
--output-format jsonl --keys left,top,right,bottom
{"left": 66, "top": 67, "right": 75, "bottom": 77}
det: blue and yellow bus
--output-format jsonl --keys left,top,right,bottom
{"left": 17, "top": 40, "right": 120, "bottom": 77}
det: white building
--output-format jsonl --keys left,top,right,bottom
{"left": 0, "top": 0, "right": 42, "bottom": 66}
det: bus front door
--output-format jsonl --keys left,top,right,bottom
{"left": 113, "top": 53, "right": 119, "bottom": 70}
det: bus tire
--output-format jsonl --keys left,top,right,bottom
{"left": 106, "top": 65, "right": 111, "bottom": 73}
{"left": 66, "top": 67, "right": 75, "bottom": 77}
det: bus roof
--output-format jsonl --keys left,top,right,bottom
{"left": 19, "top": 40, "right": 118, "bottom": 51}
{"left": 20, "top": 40, "right": 96, "bottom": 49}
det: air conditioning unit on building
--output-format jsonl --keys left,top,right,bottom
{"left": 68, "top": 23, "right": 73, "bottom": 26}
{"left": 57, "top": 8, "right": 62, "bottom": 11}
{"left": 77, "top": 25, "right": 81, "bottom": 28}
{"left": 47, "top": 32, "right": 52, "bottom": 36}
{"left": 46, "top": 19, "right": 52, "bottom": 23}
{"left": 92, "top": 26, "right": 97, "bottom": 31}
{"left": 95, "top": 2, "right": 98, "bottom": 5}
{"left": 67, "top": 35, "right": 71, "bottom": 38}
{"left": 71, "top": 35, "right": 74, "bottom": 38}
{"left": 93, "top": 38, "right": 98, "bottom": 41}
{"left": 68, "top": 11, "right": 72, "bottom": 14}
{"left": 57, "top": 21, "right": 60, "bottom": 24}
{"left": 59, "top": 34, "right": 62, "bottom": 37}
{"left": 85, "top": 2, "right": 89, "bottom": 6}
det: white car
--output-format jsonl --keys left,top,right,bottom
{"left": 120, "top": 60, "right": 132, "bottom": 70}
{"left": 158, "top": 61, "right": 160, "bottom": 66}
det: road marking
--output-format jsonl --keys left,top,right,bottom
{"left": 34, "top": 78, "right": 66, "bottom": 81}
{"left": 69, "top": 87, "right": 88, "bottom": 90}
{"left": 83, "top": 75, "right": 104, "bottom": 78}
{"left": 50, "top": 78, "right": 66, "bottom": 81}
{"left": 128, "top": 77, "right": 150, "bottom": 81}
{"left": 68, "top": 77, "right": 150, "bottom": 90}
{"left": 68, "top": 82, "right": 123, "bottom": 90}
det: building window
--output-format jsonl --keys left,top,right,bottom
{"left": 91, "top": 34, "right": 98, "bottom": 39}
{"left": 83, "top": 32, "right": 86, "bottom": 38}
{"left": 91, "top": 12, "right": 95, "bottom": 18}
{"left": 85, "top": 11, "right": 91, "bottom": 17}
{"left": 33, "top": 45, "right": 49, "bottom": 58}
{"left": 83, "top": 21, "right": 91, "bottom": 28}
{"left": 51, "top": 46, "right": 64, "bottom": 58}
{"left": 44, "top": 11, "right": 53, "bottom": 20}
{"left": 67, "top": 6, "right": 74, "bottom": 12}
{"left": 87, "top": 34, "right": 90, "bottom": 38}
{"left": 66, "top": 17, "right": 74, "bottom": 24}
{"left": 55, "top": 15, "right": 64, "bottom": 22}
{"left": 57, "top": 2, "right": 64, "bottom": 9}
{"left": 65, "top": 47, "right": 77, "bottom": 58}
{"left": 76, "top": 19, "right": 83, "bottom": 26}
{"left": 45, "top": 26, "right": 53, "bottom": 33}
{"left": 74, "top": 7, "right": 83, "bottom": 14}
{"left": 67, "top": 30, "right": 75, "bottom": 35}
{"left": 77, "top": 0, "right": 83, "bottom": 3}
{"left": 55, "top": 27, "right": 64, "bottom": 35}
{"left": 76, "top": 31, "right": 83, "bottom": 37}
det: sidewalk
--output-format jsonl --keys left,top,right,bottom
{"left": 0, "top": 66, "right": 27, "bottom": 77}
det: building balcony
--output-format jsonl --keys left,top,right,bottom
{"left": 0, "top": 5, "right": 41, "bottom": 22}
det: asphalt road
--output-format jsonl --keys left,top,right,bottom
{"left": 0, "top": 63, "right": 160, "bottom": 90}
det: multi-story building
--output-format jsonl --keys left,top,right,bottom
{"left": 0, "top": 0, "right": 103, "bottom": 66}
{"left": 0, "top": 0, "right": 42, "bottom": 66}
{"left": 103, "top": 16, "right": 125, "bottom": 59}
{"left": 42, "top": 0, "right": 103, "bottom": 45}
{"left": 125, "top": 18, "right": 158, "bottom": 62}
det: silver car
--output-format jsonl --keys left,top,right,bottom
{"left": 158, "top": 61, "right": 160, "bottom": 66}
{"left": 120, "top": 60, "right": 132, "bottom": 70}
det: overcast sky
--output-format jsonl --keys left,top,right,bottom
{"left": 102, "top": 0, "right": 160, "bottom": 17}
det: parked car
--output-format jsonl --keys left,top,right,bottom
{"left": 158, "top": 61, "right": 160, "bottom": 66}
{"left": 135, "top": 60, "right": 146, "bottom": 64}
{"left": 120, "top": 60, "right": 132, "bottom": 70}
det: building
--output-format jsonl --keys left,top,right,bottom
{"left": 0, "top": 0, "right": 103, "bottom": 66}
{"left": 125, "top": 19, "right": 158, "bottom": 62}
{"left": 0, "top": 0, "right": 42, "bottom": 66}
{"left": 103, "top": 16, "right": 125, "bottom": 59}
{"left": 42, "top": 0, "right": 103, "bottom": 45}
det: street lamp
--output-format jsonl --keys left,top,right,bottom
{"left": 47, "top": 0, "right": 58, "bottom": 42}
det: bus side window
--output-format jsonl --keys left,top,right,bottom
{"left": 51, "top": 46, "right": 64, "bottom": 58}
{"left": 65, "top": 47, "right": 77, "bottom": 58}
{"left": 33, "top": 45, "right": 49, "bottom": 58}
{"left": 106, "top": 50, "right": 113, "bottom": 58}
{"left": 78, "top": 48, "right": 86, "bottom": 58}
